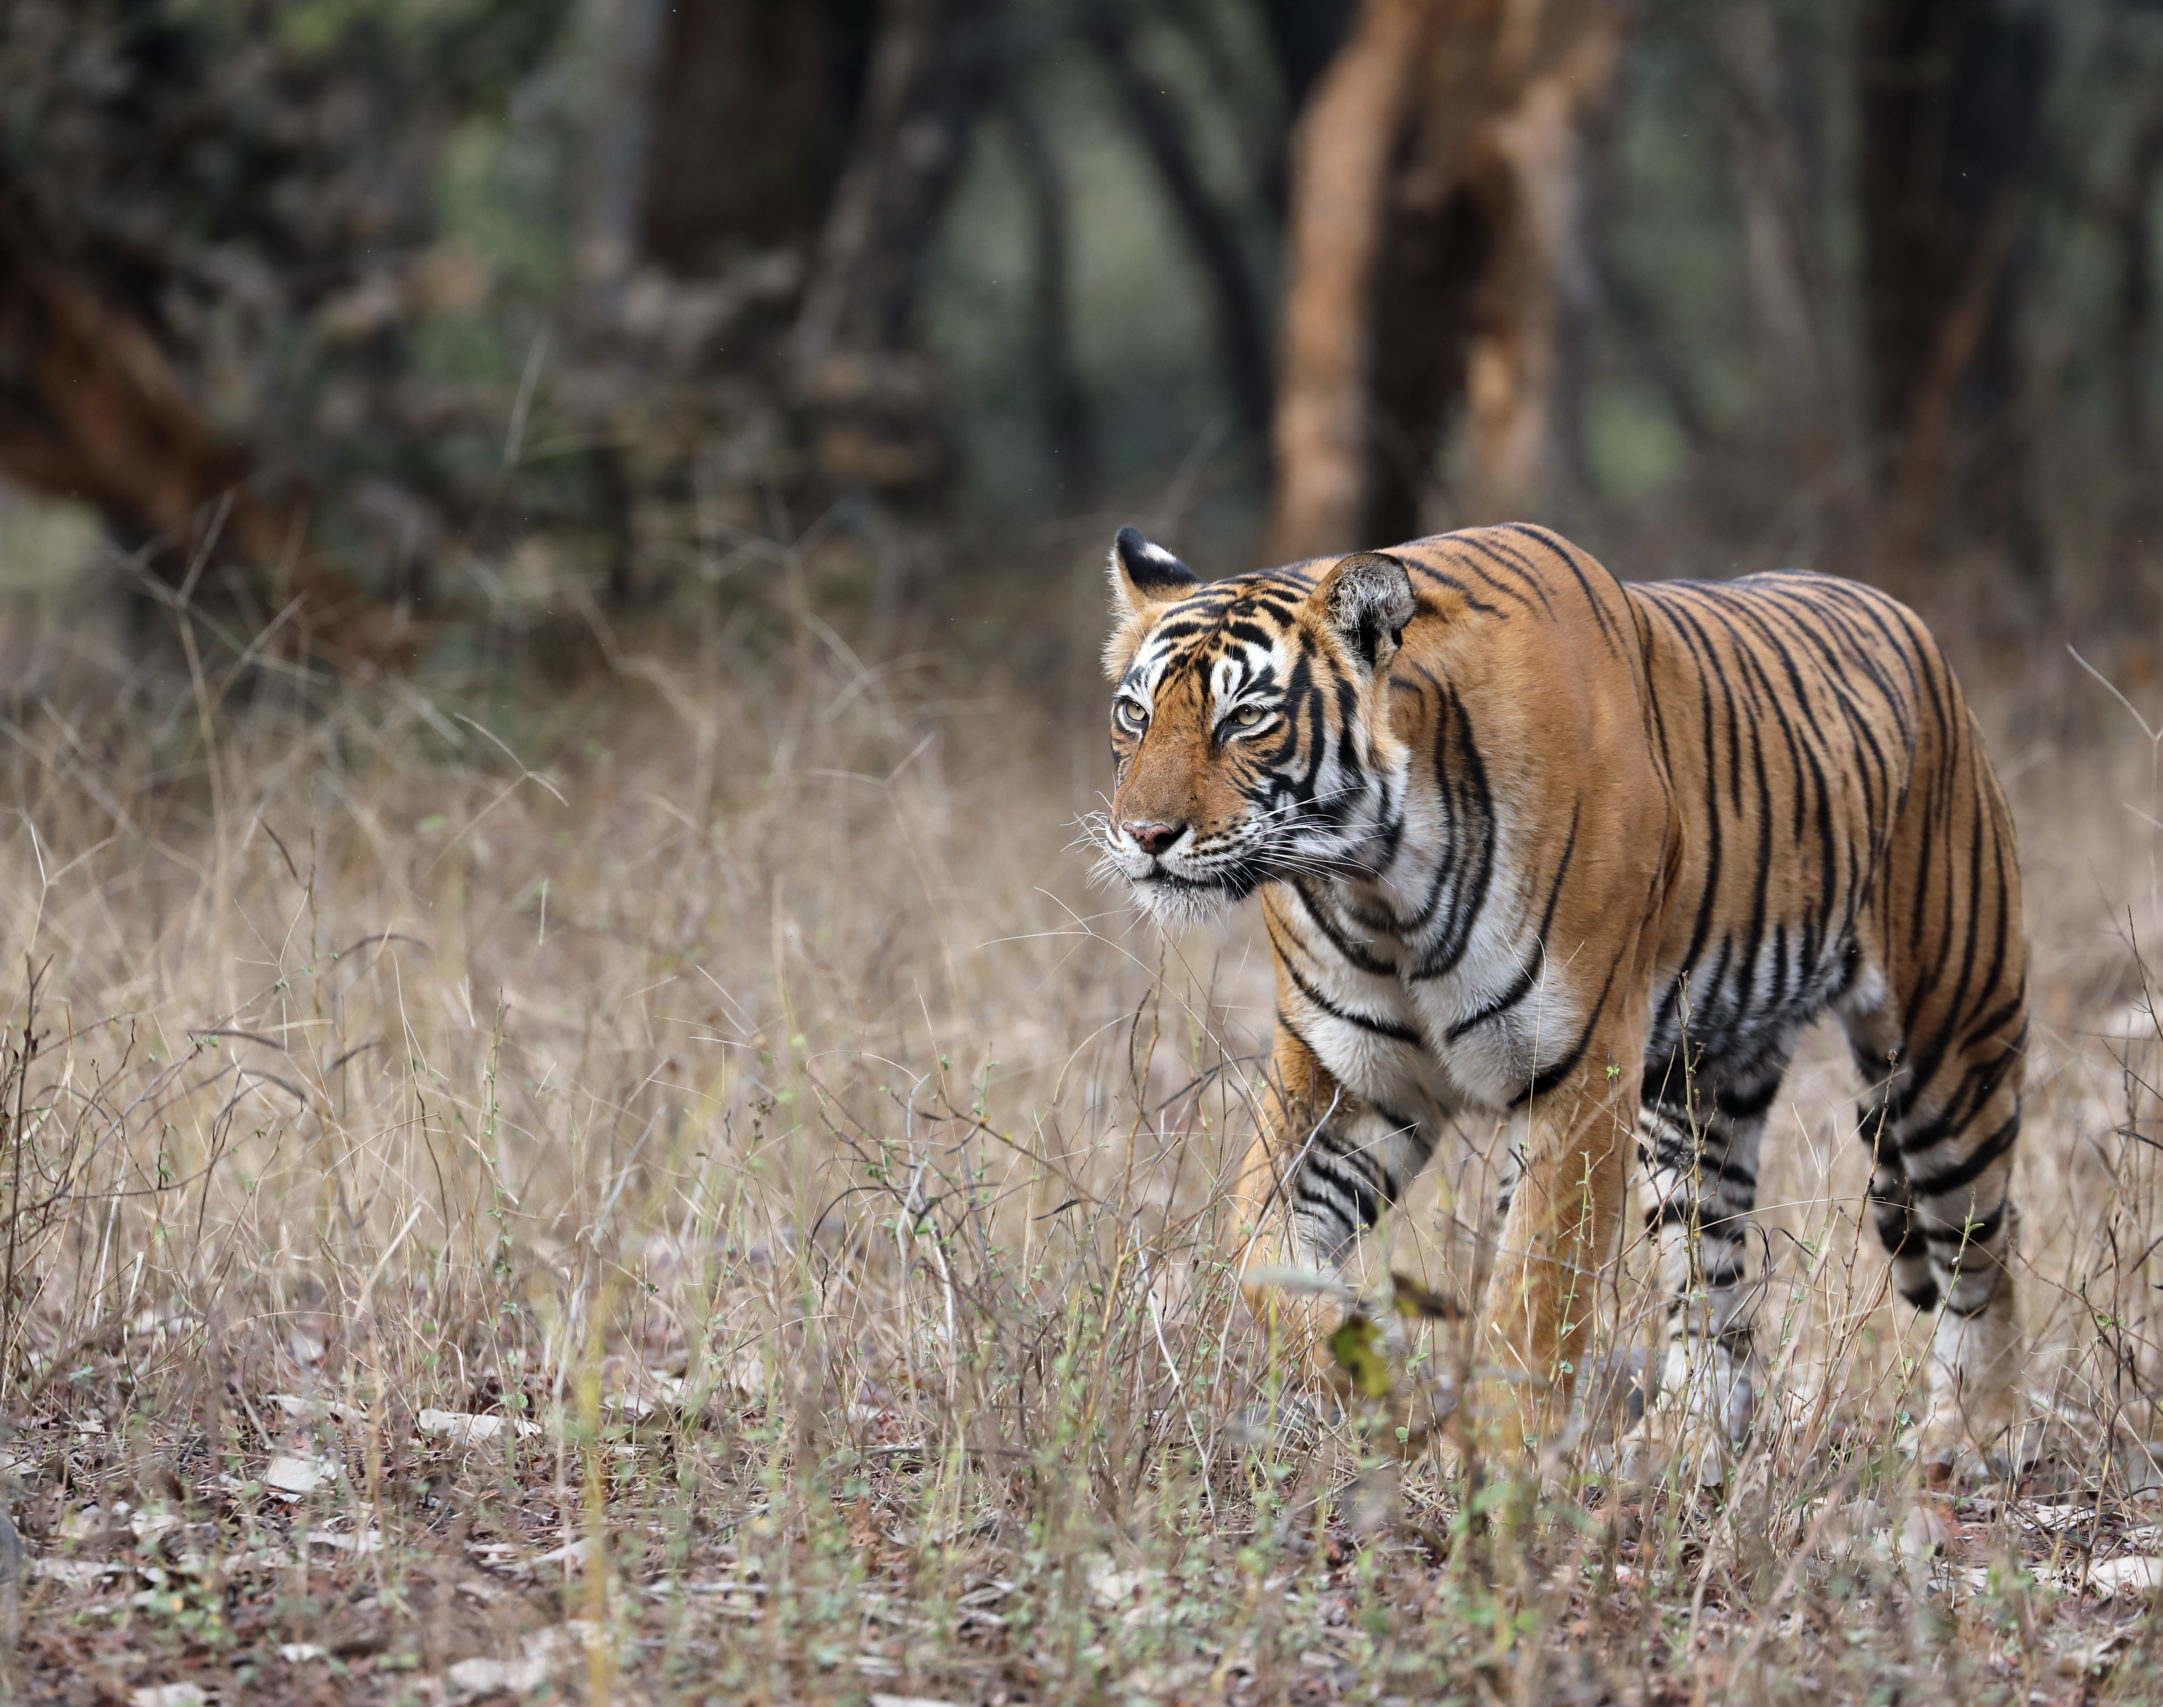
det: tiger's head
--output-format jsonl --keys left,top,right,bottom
{"left": 1098, "top": 526, "right": 1417, "bottom": 924}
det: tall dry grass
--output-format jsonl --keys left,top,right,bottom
{"left": 1, "top": 558, "right": 2162, "bottom": 1705}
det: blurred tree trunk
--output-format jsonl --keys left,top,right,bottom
{"left": 1005, "top": 102, "right": 1099, "bottom": 508}
{"left": 639, "top": 0, "right": 877, "bottom": 274}
{"left": 1267, "top": 0, "right": 1626, "bottom": 561}
{"left": 0, "top": 192, "right": 378, "bottom": 651}
{"left": 1859, "top": 0, "right": 2050, "bottom": 582}
{"left": 1716, "top": 4, "right": 1838, "bottom": 488}
{"left": 789, "top": 0, "right": 1006, "bottom": 499}
{"left": 1258, "top": 0, "right": 1364, "bottom": 112}
{"left": 2117, "top": 116, "right": 2163, "bottom": 551}
{"left": 568, "top": 0, "right": 669, "bottom": 302}
{"left": 1086, "top": 4, "right": 1274, "bottom": 447}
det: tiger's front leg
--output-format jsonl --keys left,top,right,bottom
{"left": 1233, "top": 1025, "right": 1437, "bottom": 1394}
{"left": 1462, "top": 1051, "right": 1641, "bottom": 1466}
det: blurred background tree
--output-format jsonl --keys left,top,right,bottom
{"left": 0, "top": 0, "right": 2160, "bottom": 663}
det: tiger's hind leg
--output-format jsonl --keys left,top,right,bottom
{"left": 1622, "top": 1044, "right": 1788, "bottom": 1484}
{"left": 1843, "top": 963, "right": 2025, "bottom": 1477}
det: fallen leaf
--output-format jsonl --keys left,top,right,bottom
{"left": 308, "top": 1529, "right": 382, "bottom": 1554}
{"left": 130, "top": 1510, "right": 183, "bottom": 1543}
{"left": 32, "top": 1558, "right": 122, "bottom": 1585}
{"left": 1898, "top": 1504, "right": 1951, "bottom": 1560}
{"left": 2086, "top": 1555, "right": 2163, "bottom": 1599}
{"left": 264, "top": 1454, "right": 331, "bottom": 1496}
{"left": 446, "top": 1654, "right": 553, "bottom": 1699}
{"left": 533, "top": 1537, "right": 592, "bottom": 1570}
{"left": 268, "top": 1394, "right": 363, "bottom": 1425}
{"left": 445, "top": 1623, "right": 604, "bottom": 1700}
{"left": 2056, "top": 1629, "right": 2135, "bottom": 1677}
{"left": 2021, "top": 1500, "right": 2096, "bottom": 1533}
{"left": 130, "top": 1687, "right": 206, "bottom": 1707}
{"left": 418, "top": 1410, "right": 541, "bottom": 1445}
{"left": 1085, "top": 1557, "right": 1157, "bottom": 1606}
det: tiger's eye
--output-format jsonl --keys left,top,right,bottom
{"left": 1232, "top": 706, "right": 1266, "bottom": 728}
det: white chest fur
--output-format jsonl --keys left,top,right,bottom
{"left": 1271, "top": 850, "right": 1584, "bottom": 1119}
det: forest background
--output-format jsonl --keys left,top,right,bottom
{"left": 7, "top": 2, "right": 2163, "bottom": 1704}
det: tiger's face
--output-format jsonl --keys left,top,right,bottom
{"left": 1098, "top": 527, "right": 1417, "bottom": 924}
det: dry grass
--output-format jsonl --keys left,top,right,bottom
{"left": 3, "top": 559, "right": 2163, "bottom": 1706}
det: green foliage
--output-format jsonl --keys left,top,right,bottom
{"left": 1327, "top": 1312, "right": 1390, "bottom": 1400}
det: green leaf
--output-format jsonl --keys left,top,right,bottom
{"left": 1328, "top": 1312, "right": 1391, "bottom": 1400}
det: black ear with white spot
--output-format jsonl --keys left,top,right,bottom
{"left": 1108, "top": 525, "right": 1200, "bottom": 614}
{"left": 1313, "top": 551, "right": 1416, "bottom": 672}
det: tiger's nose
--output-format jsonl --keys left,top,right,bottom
{"left": 1124, "top": 820, "right": 1185, "bottom": 857}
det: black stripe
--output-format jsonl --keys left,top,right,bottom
{"left": 1498, "top": 523, "right": 1624, "bottom": 652}
{"left": 1299, "top": 1148, "right": 1383, "bottom": 1230}
{"left": 1448, "top": 803, "right": 1580, "bottom": 1042}
{"left": 1908, "top": 1110, "right": 2020, "bottom": 1200}
{"left": 1525, "top": 953, "right": 1625, "bottom": 1099}
{"left": 1283, "top": 882, "right": 1398, "bottom": 978}
{"left": 1273, "top": 943, "right": 1421, "bottom": 1045}
{"left": 1923, "top": 1197, "right": 2005, "bottom": 1249}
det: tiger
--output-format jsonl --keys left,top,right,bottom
{"left": 1098, "top": 522, "right": 2026, "bottom": 1479}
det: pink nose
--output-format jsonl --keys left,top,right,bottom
{"left": 1124, "top": 821, "right": 1184, "bottom": 856}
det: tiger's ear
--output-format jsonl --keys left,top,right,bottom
{"left": 1312, "top": 551, "right": 1416, "bottom": 674}
{"left": 1107, "top": 526, "right": 1200, "bottom": 617}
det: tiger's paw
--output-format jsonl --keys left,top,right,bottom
{"left": 1611, "top": 1341, "right": 1755, "bottom": 1490}
{"left": 1617, "top": 1411, "right": 1733, "bottom": 1491}
{"left": 1913, "top": 1300, "right": 2026, "bottom": 1484}
{"left": 1910, "top": 1395, "right": 2030, "bottom": 1488}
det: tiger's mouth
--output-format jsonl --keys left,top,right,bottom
{"left": 1115, "top": 843, "right": 1270, "bottom": 924}
{"left": 1099, "top": 805, "right": 1332, "bottom": 924}
{"left": 1125, "top": 865, "right": 1245, "bottom": 925}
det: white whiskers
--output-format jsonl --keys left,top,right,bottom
{"left": 1074, "top": 770, "right": 1388, "bottom": 927}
